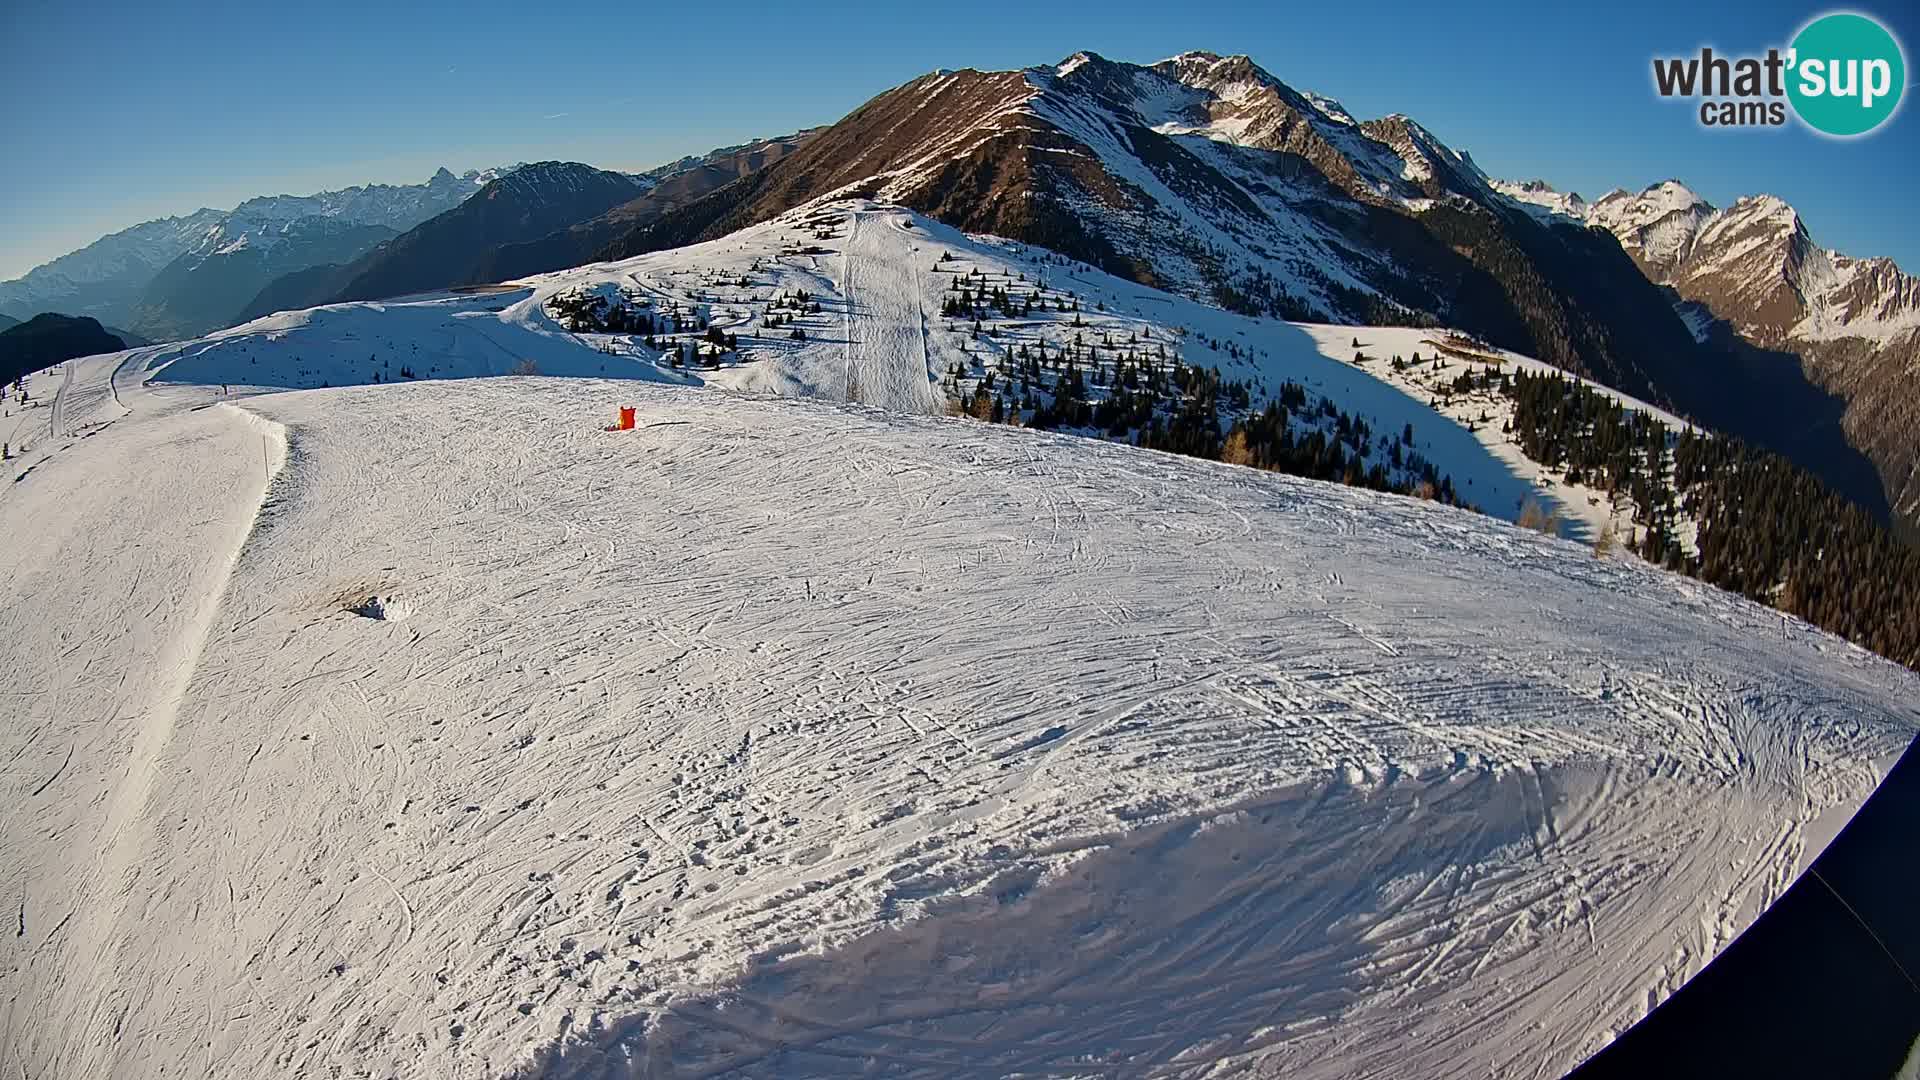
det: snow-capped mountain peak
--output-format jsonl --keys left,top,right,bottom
{"left": 1055, "top": 50, "right": 1099, "bottom": 78}
{"left": 1522, "top": 177, "right": 1918, "bottom": 343}
{"left": 1499, "top": 172, "right": 1920, "bottom": 521}
{"left": 1490, "top": 178, "right": 1591, "bottom": 220}
{"left": 1583, "top": 181, "right": 1717, "bottom": 273}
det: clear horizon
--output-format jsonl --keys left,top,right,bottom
{"left": 3, "top": 0, "right": 1917, "bottom": 281}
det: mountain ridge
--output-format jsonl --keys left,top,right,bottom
{"left": 468, "top": 130, "right": 817, "bottom": 284}
{"left": 599, "top": 53, "right": 1702, "bottom": 409}
{"left": 1502, "top": 176, "right": 1920, "bottom": 530}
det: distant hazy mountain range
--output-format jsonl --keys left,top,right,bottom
{"left": 0, "top": 135, "right": 814, "bottom": 345}
{"left": 0, "top": 168, "right": 507, "bottom": 340}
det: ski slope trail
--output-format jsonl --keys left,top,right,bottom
{"left": 3, "top": 371, "right": 1914, "bottom": 1079}
{"left": 0, "top": 372, "right": 285, "bottom": 1078}
{"left": 47, "top": 361, "right": 72, "bottom": 439}
{"left": 837, "top": 210, "right": 943, "bottom": 413}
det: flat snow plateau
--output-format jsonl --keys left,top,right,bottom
{"left": 3, "top": 208, "right": 1918, "bottom": 1080}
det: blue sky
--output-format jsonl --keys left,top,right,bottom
{"left": 2, "top": 0, "right": 1915, "bottom": 280}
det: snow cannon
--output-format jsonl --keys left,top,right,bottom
{"left": 606, "top": 406, "right": 636, "bottom": 432}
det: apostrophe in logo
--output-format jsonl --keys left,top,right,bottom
{"left": 1787, "top": 12, "right": 1905, "bottom": 135}
{"left": 1651, "top": 10, "right": 1906, "bottom": 137}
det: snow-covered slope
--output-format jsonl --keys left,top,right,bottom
{"left": 3, "top": 325, "right": 1915, "bottom": 1079}
{"left": 1308, "top": 324, "right": 1696, "bottom": 546}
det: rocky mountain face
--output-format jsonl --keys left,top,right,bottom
{"left": 0, "top": 169, "right": 501, "bottom": 341}
{"left": 602, "top": 52, "right": 1705, "bottom": 411}
{"left": 237, "top": 163, "right": 649, "bottom": 317}
{"left": 1508, "top": 179, "right": 1920, "bottom": 531}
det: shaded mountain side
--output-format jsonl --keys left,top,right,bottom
{"left": 1675, "top": 322, "right": 1895, "bottom": 520}
{"left": 321, "top": 163, "right": 648, "bottom": 305}
{"left": 1374, "top": 205, "right": 1704, "bottom": 407}
{"left": 0, "top": 314, "right": 17, "bottom": 332}
{"left": 1797, "top": 333, "right": 1920, "bottom": 534}
{"left": 0, "top": 314, "right": 125, "bottom": 386}
{"left": 101, "top": 324, "right": 150, "bottom": 347}
{"left": 236, "top": 264, "right": 353, "bottom": 325}
{"left": 472, "top": 132, "right": 814, "bottom": 283}
{"left": 128, "top": 220, "right": 400, "bottom": 341}
{"left": 1675, "top": 307, "right": 1920, "bottom": 534}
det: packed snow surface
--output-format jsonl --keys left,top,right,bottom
{"left": 3, "top": 209, "right": 1918, "bottom": 1080}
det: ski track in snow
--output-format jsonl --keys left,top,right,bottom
{"left": 1, "top": 210, "right": 1917, "bottom": 1079}
{"left": 837, "top": 211, "right": 942, "bottom": 414}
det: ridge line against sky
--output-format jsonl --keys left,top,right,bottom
{"left": 3, "top": 0, "right": 1917, "bottom": 281}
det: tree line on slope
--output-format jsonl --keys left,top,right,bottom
{"left": 935, "top": 254, "right": 1464, "bottom": 507}
{"left": 945, "top": 333, "right": 1460, "bottom": 509}
{"left": 1504, "top": 368, "right": 1920, "bottom": 670}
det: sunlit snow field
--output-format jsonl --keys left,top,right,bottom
{"left": 2, "top": 203, "right": 1915, "bottom": 1080}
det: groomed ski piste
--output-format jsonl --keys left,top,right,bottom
{"left": 3, "top": 200, "right": 1917, "bottom": 1080}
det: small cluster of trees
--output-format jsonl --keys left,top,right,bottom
{"left": 547, "top": 288, "right": 662, "bottom": 335}
{"left": 548, "top": 285, "right": 762, "bottom": 368}
{"left": 945, "top": 328, "right": 1457, "bottom": 504}
{"left": 764, "top": 290, "right": 819, "bottom": 338}
{"left": 769, "top": 289, "right": 820, "bottom": 315}
{"left": 1505, "top": 369, "right": 1680, "bottom": 555}
{"left": 940, "top": 263, "right": 1079, "bottom": 319}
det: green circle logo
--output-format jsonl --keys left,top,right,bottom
{"left": 1787, "top": 12, "right": 1906, "bottom": 136}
